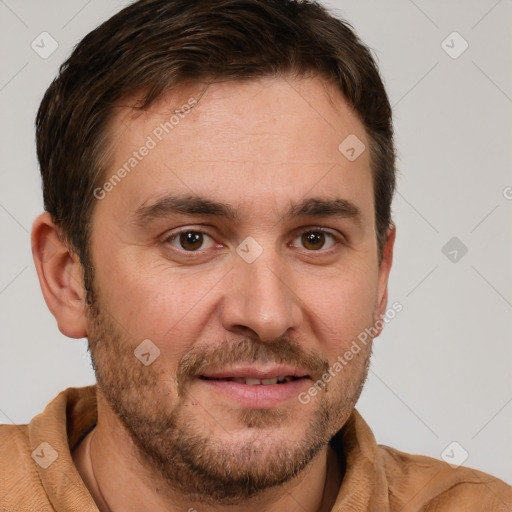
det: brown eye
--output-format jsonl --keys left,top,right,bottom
{"left": 301, "top": 231, "right": 326, "bottom": 250}
{"left": 291, "top": 230, "right": 338, "bottom": 251}
{"left": 167, "top": 230, "right": 216, "bottom": 251}
{"left": 179, "top": 231, "right": 204, "bottom": 250}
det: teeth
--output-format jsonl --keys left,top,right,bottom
{"left": 229, "top": 376, "right": 294, "bottom": 385}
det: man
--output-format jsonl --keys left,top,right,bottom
{"left": 1, "top": 0, "right": 511, "bottom": 510}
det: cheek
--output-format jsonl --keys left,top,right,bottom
{"left": 91, "top": 252, "right": 225, "bottom": 347}
{"left": 299, "top": 266, "right": 378, "bottom": 350}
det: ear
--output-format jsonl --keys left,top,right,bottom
{"left": 31, "top": 212, "right": 88, "bottom": 338}
{"left": 373, "top": 224, "right": 396, "bottom": 333}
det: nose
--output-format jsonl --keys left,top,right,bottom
{"left": 220, "top": 252, "right": 303, "bottom": 342}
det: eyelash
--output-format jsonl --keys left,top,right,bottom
{"left": 290, "top": 227, "right": 341, "bottom": 251}
{"left": 163, "top": 228, "right": 219, "bottom": 253}
{"left": 163, "top": 226, "right": 344, "bottom": 254}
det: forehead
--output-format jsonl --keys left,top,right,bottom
{"left": 98, "top": 76, "right": 374, "bottom": 221}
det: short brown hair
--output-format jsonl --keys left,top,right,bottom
{"left": 36, "top": 0, "right": 395, "bottom": 293}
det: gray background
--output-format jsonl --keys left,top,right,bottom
{"left": 0, "top": 0, "right": 510, "bottom": 484}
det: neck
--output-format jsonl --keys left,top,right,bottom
{"left": 73, "top": 393, "right": 343, "bottom": 512}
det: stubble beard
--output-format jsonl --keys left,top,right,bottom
{"left": 85, "top": 288, "right": 372, "bottom": 505}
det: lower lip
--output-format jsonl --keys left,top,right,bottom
{"left": 199, "top": 378, "right": 309, "bottom": 408}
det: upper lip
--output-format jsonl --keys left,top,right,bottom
{"left": 200, "top": 365, "right": 310, "bottom": 380}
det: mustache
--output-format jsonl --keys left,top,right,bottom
{"left": 176, "top": 337, "right": 330, "bottom": 396}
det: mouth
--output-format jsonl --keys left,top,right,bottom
{"left": 197, "top": 366, "right": 311, "bottom": 408}
{"left": 200, "top": 375, "right": 303, "bottom": 385}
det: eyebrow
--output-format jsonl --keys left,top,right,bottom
{"left": 289, "top": 197, "right": 361, "bottom": 222}
{"left": 132, "top": 194, "right": 361, "bottom": 226}
{"left": 133, "top": 195, "right": 238, "bottom": 225}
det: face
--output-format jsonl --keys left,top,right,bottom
{"left": 85, "top": 76, "right": 392, "bottom": 503}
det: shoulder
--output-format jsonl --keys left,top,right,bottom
{"left": 0, "top": 423, "right": 53, "bottom": 511}
{"left": 0, "top": 422, "right": 32, "bottom": 474}
{"left": 378, "top": 444, "right": 512, "bottom": 511}
{"left": 0, "top": 386, "right": 98, "bottom": 511}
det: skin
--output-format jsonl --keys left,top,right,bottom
{"left": 32, "top": 75, "right": 395, "bottom": 512}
